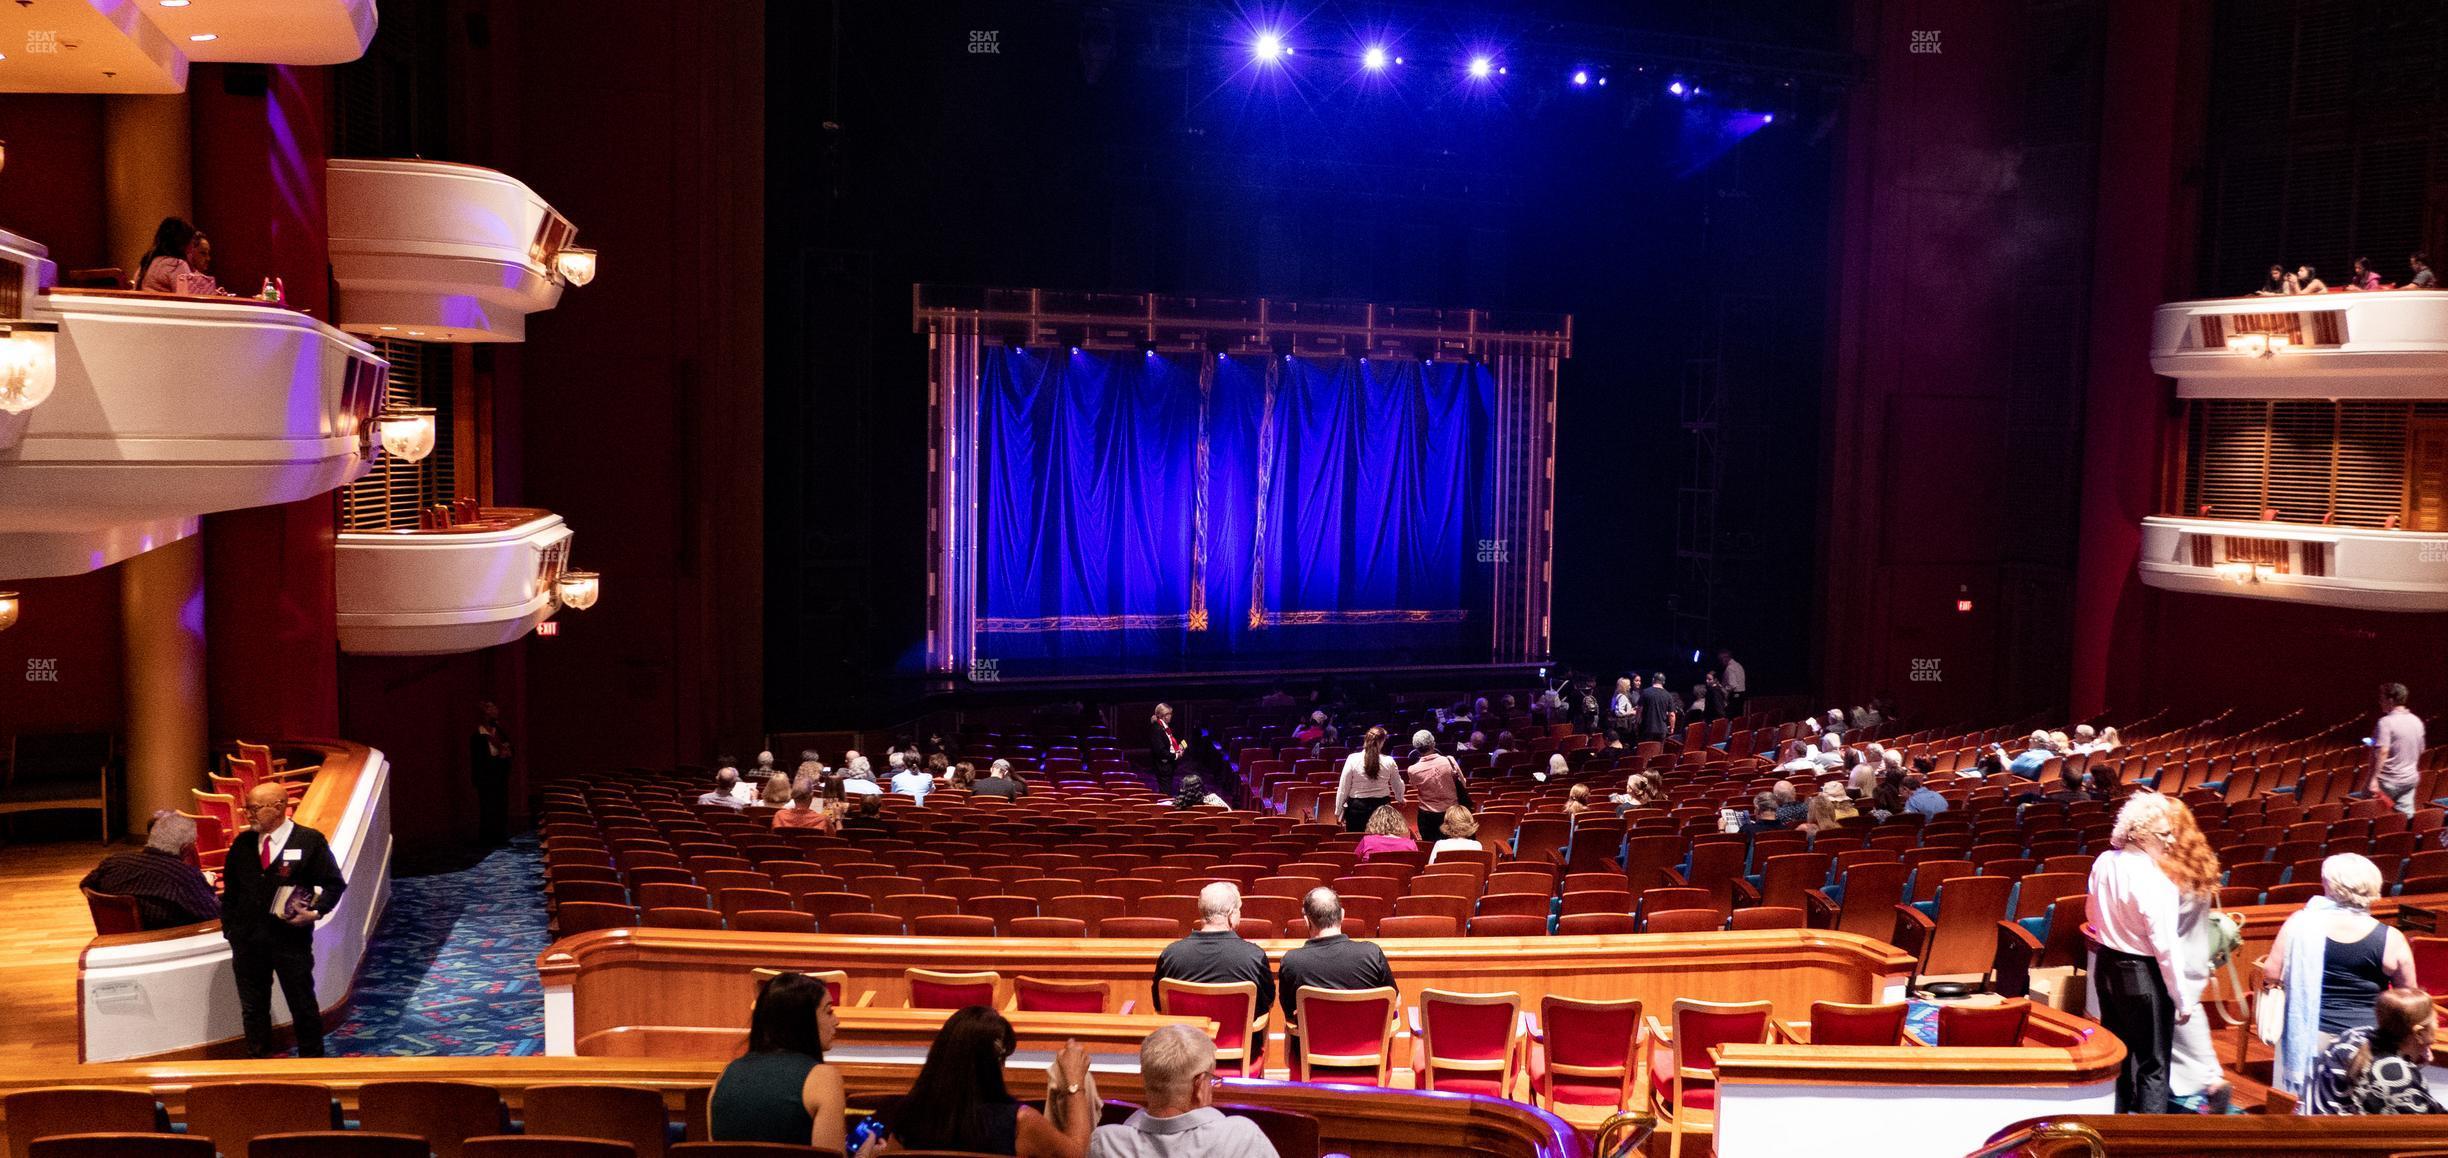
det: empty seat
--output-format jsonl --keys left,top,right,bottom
{"left": 1414, "top": 988, "right": 1524, "bottom": 1097}
{"left": 521, "top": 1085, "right": 672, "bottom": 1158}
{"left": 906, "top": 968, "right": 999, "bottom": 1008}
{"left": 249, "top": 1134, "right": 430, "bottom": 1158}
{"left": 29, "top": 1139, "right": 209, "bottom": 1158}
{"left": 183, "top": 1083, "right": 336, "bottom": 1158}
{"left": 4, "top": 1088, "right": 165, "bottom": 1158}
{"left": 1527, "top": 995, "right": 1643, "bottom": 1114}
{"left": 463, "top": 1139, "right": 638, "bottom": 1158}
{"left": 357, "top": 1080, "right": 509, "bottom": 1158}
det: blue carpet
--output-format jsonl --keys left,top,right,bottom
{"left": 327, "top": 835, "right": 549, "bottom": 1056}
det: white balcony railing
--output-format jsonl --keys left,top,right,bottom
{"left": 2152, "top": 292, "right": 2448, "bottom": 397}
{"left": 0, "top": 229, "right": 387, "bottom": 579}
{"left": 327, "top": 158, "right": 578, "bottom": 342}
{"left": 335, "top": 508, "right": 573, "bottom": 655}
{"left": 2137, "top": 515, "right": 2448, "bottom": 612}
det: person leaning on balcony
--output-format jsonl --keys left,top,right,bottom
{"left": 134, "top": 216, "right": 221, "bottom": 295}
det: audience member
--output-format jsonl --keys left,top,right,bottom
{"left": 2371, "top": 682, "right": 2425, "bottom": 818}
{"left": 947, "top": 760, "right": 979, "bottom": 790}
{"left": 756, "top": 771, "right": 794, "bottom": 808}
{"left": 2090, "top": 791, "right": 2191, "bottom": 1113}
{"left": 772, "top": 777, "right": 839, "bottom": 832}
{"left": 2306, "top": 988, "right": 2445, "bottom": 1116}
{"left": 1089, "top": 1025, "right": 1280, "bottom": 1157}
{"left": 80, "top": 812, "right": 220, "bottom": 929}
{"left": 871, "top": 1007, "right": 1094, "bottom": 1156}
{"left": 699, "top": 767, "right": 751, "bottom": 809}
{"left": 1717, "top": 649, "right": 1747, "bottom": 714}
{"left": 1276, "top": 888, "right": 1395, "bottom": 1027}
{"left": 1333, "top": 727, "right": 1404, "bottom": 833}
{"left": 709, "top": 972, "right": 846, "bottom": 1149}
{"left": 1538, "top": 752, "right": 1567, "bottom": 783}
{"left": 1770, "top": 781, "right": 1808, "bottom": 826}
{"left": 1637, "top": 672, "right": 1677, "bottom": 741}
{"left": 1737, "top": 791, "right": 1782, "bottom": 833}
{"left": 2290, "top": 264, "right": 2329, "bottom": 293}
{"left": 223, "top": 782, "right": 347, "bottom": 1058}
{"left": 2348, "top": 256, "right": 2385, "bottom": 291}
{"left": 1150, "top": 703, "right": 1186, "bottom": 791}
{"left": 1903, "top": 773, "right": 1948, "bottom": 817}
{"left": 1803, "top": 793, "right": 1845, "bottom": 835}
{"left": 2412, "top": 253, "right": 2437, "bottom": 290}
{"left": 1405, "top": 731, "right": 1466, "bottom": 842}
{"left": 890, "top": 753, "right": 934, "bottom": 801}
{"left": 1607, "top": 677, "right": 1637, "bottom": 744}
{"left": 468, "top": 700, "right": 513, "bottom": 846}
{"left": 135, "top": 216, "right": 221, "bottom": 294}
{"left": 2158, "top": 797, "right": 2231, "bottom": 1114}
{"left": 1775, "top": 740, "right": 1818, "bottom": 776}
{"left": 2256, "top": 263, "right": 2289, "bottom": 295}
{"left": 971, "top": 759, "right": 1029, "bottom": 799}
{"left": 2266, "top": 853, "right": 2418, "bottom": 1099}
{"left": 1428, "top": 807, "right": 1482, "bottom": 863}
{"left": 1355, "top": 805, "right": 1419, "bottom": 862}
{"left": 1563, "top": 783, "right": 1593, "bottom": 816}
{"left": 1152, "top": 883, "right": 1274, "bottom": 1016}
{"left": 1172, "top": 774, "right": 1227, "bottom": 810}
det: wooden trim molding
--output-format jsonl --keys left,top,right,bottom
{"left": 1976, "top": 1113, "right": 2448, "bottom": 1157}
{"left": 1714, "top": 1004, "right": 2124, "bottom": 1089}
{"left": 0, "top": 1057, "right": 1588, "bottom": 1158}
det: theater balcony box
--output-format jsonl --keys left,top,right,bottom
{"left": 0, "top": 229, "right": 388, "bottom": 580}
{"left": 2137, "top": 516, "right": 2448, "bottom": 612}
{"left": 327, "top": 159, "right": 582, "bottom": 343}
{"left": 336, "top": 507, "right": 574, "bottom": 655}
{"left": 2152, "top": 292, "right": 2448, "bottom": 397}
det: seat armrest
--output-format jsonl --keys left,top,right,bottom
{"left": 1991, "top": 920, "right": 2043, "bottom": 998}
{"left": 1118, "top": 999, "right": 1137, "bottom": 1015}
{"left": 1659, "top": 867, "right": 1690, "bottom": 887}
{"left": 1731, "top": 878, "right": 1761, "bottom": 906}
{"left": 1771, "top": 1018, "right": 1809, "bottom": 1045}
{"left": 1891, "top": 904, "right": 1936, "bottom": 963}
{"left": 1804, "top": 888, "right": 1839, "bottom": 928}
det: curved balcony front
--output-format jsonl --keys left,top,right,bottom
{"left": 335, "top": 507, "right": 574, "bottom": 655}
{"left": 0, "top": 230, "right": 387, "bottom": 579}
{"left": 327, "top": 158, "right": 576, "bottom": 343}
{"left": 2137, "top": 515, "right": 2448, "bottom": 612}
{"left": 2152, "top": 292, "right": 2448, "bottom": 397}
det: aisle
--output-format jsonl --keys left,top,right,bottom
{"left": 326, "top": 834, "right": 549, "bottom": 1056}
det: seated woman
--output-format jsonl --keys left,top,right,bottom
{"left": 1355, "top": 804, "right": 1420, "bottom": 862}
{"left": 870, "top": 1007, "right": 1094, "bottom": 1156}
{"left": 1803, "top": 791, "right": 1847, "bottom": 835}
{"left": 1563, "top": 783, "right": 1593, "bottom": 816}
{"left": 134, "top": 217, "right": 222, "bottom": 295}
{"left": 1172, "top": 773, "right": 1228, "bottom": 810}
{"left": 2307, "top": 987, "right": 2444, "bottom": 1115}
{"left": 1427, "top": 806, "right": 1482, "bottom": 863}
{"left": 752, "top": 771, "right": 794, "bottom": 809}
{"left": 2289, "top": 264, "right": 2329, "bottom": 293}
{"left": 709, "top": 972, "right": 846, "bottom": 1149}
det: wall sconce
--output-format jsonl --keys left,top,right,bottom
{"left": 552, "top": 246, "right": 597, "bottom": 287}
{"left": 375, "top": 406, "right": 437, "bottom": 463}
{"left": 2223, "top": 332, "right": 2290, "bottom": 358}
{"left": 2211, "top": 561, "right": 2278, "bottom": 584}
{"left": 0, "top": 321, "right": 59, "bottom": 414}
{"left": 554, "top": 569, "right": 600, "bottom": 610}
{"left": 0, "top": 591, "right": 17, "bottom": 632}
{"left": 0, "top": 139, "right": 12, "bottom": 176}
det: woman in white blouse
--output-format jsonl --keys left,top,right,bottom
{"left": 1334, "top": 726, "right": 1405, "bottom": 832}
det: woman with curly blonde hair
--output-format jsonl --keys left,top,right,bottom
{"left": 2154, "top": 797, "right": 2233, "bottom": 1111}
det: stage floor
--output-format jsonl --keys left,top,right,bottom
{"left": 0, "top": 839, "right": 111, "bottom": 1068}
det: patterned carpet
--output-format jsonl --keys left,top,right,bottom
{"left": 326, "top": 835, "right": 549, "bottom": 1056}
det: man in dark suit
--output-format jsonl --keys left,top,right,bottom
{"left": 222, "top": 782, "right": 348, "bottom": 1058}
{"left": 468, "top": 700, "right": 513, "bottom": 846}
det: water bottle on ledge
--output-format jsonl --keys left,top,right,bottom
{"left": 257, "top": 277, "right": 285, "bottom": 305}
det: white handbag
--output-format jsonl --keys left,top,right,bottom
{"left": 2255, "top": 984, "right": 2285, "bottom": 1046}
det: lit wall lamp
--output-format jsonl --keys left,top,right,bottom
{"left": 375, "top": 406, "right": 437, "bottom": 463}
{"left": 554, "top": 569, "right": 600, "bottom": 610}
{"left": 2223, "top": 332, "right": 2290, "bottom": 358}
{"left": 552, "top": 246, "right": 597, "bottom": 287}
{"left": 0, "top": 321, "right": 59, "bottom": 414}
{"left": 0, "top": 590, "right": 17, "bottom": 632}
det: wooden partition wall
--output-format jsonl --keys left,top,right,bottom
{"left": 538, "top": 926, "right": 1919, "bottom": 1058}
{"left": 0, "top": 1057, "right": 1589, "bottom": 1158}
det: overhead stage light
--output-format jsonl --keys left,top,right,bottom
{"left": 1668, "top": 80, "right": 1686, "bottom": 96}
{"left": 1254, "top": 32, "right": 1286, "bottom": 62}
{"left": 1571, "top": 70, "right": 1588, "bottom": 86}
{"left": 1468, "top": 56, "right": 1493, "bottom": 79}
{"left": 1362, "top": 46, "right": 1388, "bottom": 70}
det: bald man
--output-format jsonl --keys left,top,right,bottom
{"left": 1151, "top": 882, "right": 1273, "bottom": 1018}
{"left": 221, "top": 781, "right": 348, "bottom": 1057}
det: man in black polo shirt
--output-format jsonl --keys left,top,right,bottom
{"left": 1275, "top": 887, "right": 1394, "bottom": 1028}
{"left": 1151, "top": 882, "right": 1273, "bottom": 1016}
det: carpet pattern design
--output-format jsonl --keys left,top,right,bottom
{"left": 326, "top": 835, "right": 549, "bottom": 1056}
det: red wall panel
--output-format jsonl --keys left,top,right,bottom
{"left": 0, "top": 94, "right": 111, "bottom": 271}
{"left": 0, "top": 569, "right": 124, "bottom": 735}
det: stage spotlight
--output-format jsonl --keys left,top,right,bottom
{"left": 1597, "top": 75, "right": 1608, "bottom": 86}
{"left": 1362, "top": 45, "right": 1388, "bottom": 70}
{"left": 1571, "top": 69, "right": 1588, "bottom": 86}
{"left": 1253, "top": 32, "right": 1285, "bottom": 62}
{"left": 1667, "top": 79, "right": 1686, "bottom": 96}
{"left": 1468, "top": 55, "right": 1492, "bottom": 79}
{"left": 1764, "top": 112, "right": 1775, "bottom": 123}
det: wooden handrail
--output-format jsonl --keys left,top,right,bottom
{"left": 1713, "top": 1004, "right": 2123, "bottom": 1088}
{"left": 1977, "top": 1114, "right": 2448, "bottom": 1157}
{"left": 0, "top": 1058, "right": 1589, "bottom": 1158}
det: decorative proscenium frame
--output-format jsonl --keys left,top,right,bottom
{"left": 914, "top": 284, "right": 1570, "bottom": 680}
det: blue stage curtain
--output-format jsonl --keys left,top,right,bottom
{"left": 979, "top": 348, "right": 1201, "bottom": 660}
{"left": 979, "top": 349, "right": 1495, "bottom": 673}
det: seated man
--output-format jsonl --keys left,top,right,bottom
{"left": 970, "top": 759, "right": 1030, "bottom": 799}
{"left": 1276, "top": 888, "right": 1394, "bottom": 1028}
{"left": 1152, "top": 883, "right": 1274, "bottom": 1016}
{"left": 696, "top": 767, "right": 750, "bottom": 809}
{"left": 837, "top": 751, "right": 882, "bottom": 797}
{"left": 1904, "top": 773, "right": 1949, "bottom": 817}
{"left": 80, "top": 812, "right": 220, "bottom": 929}
{"left": 1088, "top": 1024, "right": 1279, "bottom": 1158}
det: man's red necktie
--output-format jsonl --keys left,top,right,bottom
{"left": 260, "top": 837, "right": 273, "bottom": 871}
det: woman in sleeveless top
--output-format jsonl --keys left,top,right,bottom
{"left": 2262, "top": 853, "right": 2418, "bottom": 1096}
{"left": 709, "top": 972, "right": 844, "bottom": 1150}
{"left": 1334, "top": 727, "right": 1404, "bottom": 833}
{"left": 871, "top": 1006, "right": 1094, "bottom": 1157}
